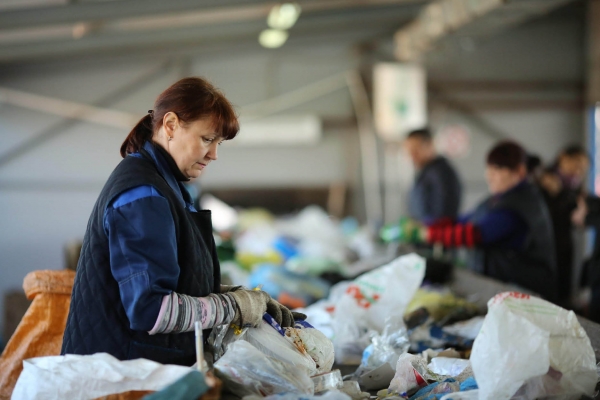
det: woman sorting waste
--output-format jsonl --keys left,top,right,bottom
{"left": 61, "top": 77, "right": 301, "bottom": 366}
{"left": 384, "top": 141, "right": 558, "bottom": 302}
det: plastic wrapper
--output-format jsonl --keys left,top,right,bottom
{"left": 214, "top": 340, "right": 314, "bottom": 398}
{"left": 470, "top": 292, "right": 597, "bottom": 400}
{"left": 388, "top": 353, "right": 443, "bottom": 396}
{"left": 312, "top": 370, "right": 343, "bottom": 393}
{"left": 427, "top": 358, "right": 470, "bottom": 378}
{"left": 332, "top": 254, "right": 425, "bottom": 364}
{"left": 354, "top": 315, "right": 410, "bottom": 380}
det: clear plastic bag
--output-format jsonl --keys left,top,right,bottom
{"left": 470, "top": 292, "right": 597, "bottom": 400}
{"left": 354, "top": 315, "right": 410, "bottom": 380}
{"left": 214, "top": 340, "right": 314, "bottom": 398}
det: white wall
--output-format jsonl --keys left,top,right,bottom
{"left": 0, "top": 8, "right": 585, "bottom": 339}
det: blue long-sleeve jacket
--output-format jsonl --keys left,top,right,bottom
{"left": 103, "top": 141, "right": 197, "bottom": 331}
{"left": 409, "top": 156, "right": 462, "bottom": 224}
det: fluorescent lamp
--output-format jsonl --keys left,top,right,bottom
{"left": 267, "top": 3, "right": 301, "bottom": 30}
{"left": 258, "top": 29, "right": 288, "bottom": 48}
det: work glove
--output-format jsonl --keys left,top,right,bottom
{"left": 265, "top": 298, "right": 308, "bottom": 328}
{"left": 226, "top": 289, "right": 271, "bottom": 328}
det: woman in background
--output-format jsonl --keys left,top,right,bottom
{"left": 398, "top": 141, "right": 557, "bottom": 301}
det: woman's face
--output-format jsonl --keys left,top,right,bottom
{"left": 166, "top": 115, "right": 222, "bottom": 180}
{"left": 485, "top": 164, "right": 524, "bottom": 195}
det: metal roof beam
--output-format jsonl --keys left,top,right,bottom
{"left": 0, "top": 0, "right": 256, "bottom": 31}
{"left": 0, "top": 0, "right": 425, "bottom": 32}
{"left": 394, "top": 0, "right": 576, "bottom": 61}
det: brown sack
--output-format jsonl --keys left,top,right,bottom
{"left": 0, "top": 270, "right": 75, "bottom": 400}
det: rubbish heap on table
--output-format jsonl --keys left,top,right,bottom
{"left": 10, "top": 198, "right": 599, "bottom": 400}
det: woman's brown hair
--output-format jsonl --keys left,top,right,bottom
{"left": 120, "top": 77, "right": 239, "bottom": 158}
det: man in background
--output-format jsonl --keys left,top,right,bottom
{"left": 405, "top": 128, "right": 462, "bottom": 224}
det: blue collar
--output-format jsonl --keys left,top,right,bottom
{"left": 132, "top": 141, "right": 194, "bottom": 209}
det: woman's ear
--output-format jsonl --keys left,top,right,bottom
{"left": 163, "top": 112, "right": 179, "bottom": 137}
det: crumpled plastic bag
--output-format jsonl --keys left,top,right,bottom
{"left": 332, "top": 254, "right": 425, "bottom": 364}
{"left": 211, "top": 315, "right": 334, "bottom": 376}
{"left": 427, "top": 358, "right": 470, "bottom": 378}
{"left": 286, "top": 319, "right": 335, "bottom": 374}
{"left": 388, "top": 353, "right": 443, "bottom": 396}
{"left": 353, "top": 315, "right": 410, "bottom": 387}
{"left": 11, "top": 353, "right": 192, "bottom": 400}
{"left": 214, "top": 340, "right": 314, "bottom": 398}
{"left": 470, "top": 292, "right": 597, "bottom": 400}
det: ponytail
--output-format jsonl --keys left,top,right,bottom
{"left": 120, "top": 114, "right": 153, "bottom": 158}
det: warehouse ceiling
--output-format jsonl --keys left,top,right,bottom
{"left": 0, "top": 0, "right": 427, "bottom": 64}
{"left": 0, "top": 0, "right": 582, "bottom": 66}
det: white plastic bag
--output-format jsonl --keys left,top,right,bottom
{"left": 214, "top": 340, "right": 314, "bottom": 398}
{"left": 332, "top": 254, "right": 425, "bottom": 364}
{"left": 470, "top": 292, "right": 597, "bottom": 400}
{"left": 12, "top": 353, "right": 191, "bottom": 400}
{"left": 216, "top": 316, "right": 334, "bottom": 376}
{"left": 286, "top": 320, "right": 335, "bottom": 374}
{"left": 428, "top": 357, "right": 471, "bottom": 377}
{"left": 244, "top": 318, "right": 318, "bottom": 375}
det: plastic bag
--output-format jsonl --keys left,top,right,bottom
{"left": 354, "top": 315, "right": 410, "bottom": 382}
{"left": 470, "top": 292, "right": 597, "bottom": 400}
{"left": 244, "top": 316, "right": 318, "bottom": 376}
{"left": 441, "top": 317, "right": 484, "bottom": 340}
{"left": 11, "top": 353, "right": 191, "bottom": 400}
{"left": 332, "top": 254, "right": 425, "bottom": 364}
{"left": 388, "top": 353, "right": 443, "bottom": 396}
{"left": 427, "top": 358, "right": 470, "bottom": 377}
{"left": 287, "top": 319, "right": 335, "bottom": 374}
{"left": 214, "top": 340, "right": 314, "bottom": 398}
{"left": 212, "top": 316, "right": 334, "bottom": 377}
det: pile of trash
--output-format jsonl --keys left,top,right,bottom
{"left": 297, "top": 254, "right": 598, "bottom": 400}
{"left": 210, "top": 252, "right": 598, "bottom": 400}
{"left": 204, "top": 196, "right": 383, "bottom": 309}
{"left": 10, "top": 252, "right": 599, "bottom": 400}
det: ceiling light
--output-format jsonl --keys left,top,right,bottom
{"left": 72, "top": 23, "right": 90, "bottom": 39}
{"left": 267, "top": 3, "right": 301, "bottom": 30}
{"left": 259, "top": 29, "right": 288, "bottom": 48}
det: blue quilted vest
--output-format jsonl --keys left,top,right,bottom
{"left": 468, "top": 181, "right": 557, "bottom": 301}
{"left": 61, "top": 149, "right": 220, "bottom": 365}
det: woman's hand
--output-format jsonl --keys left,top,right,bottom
{"left": 226, "top": 289, "right": 270, "bottom": 328}
{"left": 266, "top": 298, "right": 307, "bottom": 328}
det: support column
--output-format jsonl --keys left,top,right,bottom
{"left": 587, "top": 0, "right": 600, "bottom": 105}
